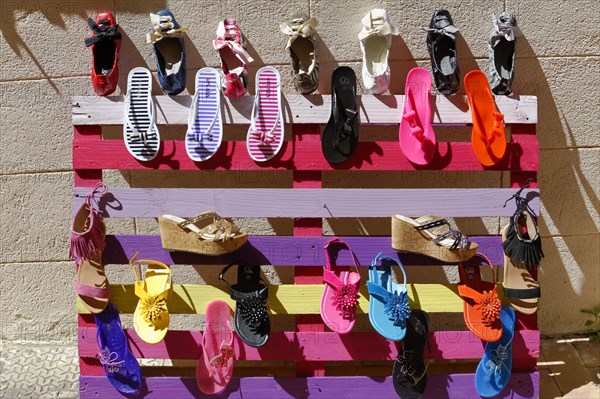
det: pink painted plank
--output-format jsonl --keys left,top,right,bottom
{"left": 103, "top": 235, "right": 505, "bottom": 266}
{"left": 80, "top": 374, "right": 540, "bottom": 399}
{"left": 73, "top": 188, "right": 540, "bottom": 218}
{"left": 72, "top": 135, "right": 539, "bottom": 172}
{"left": 77, "top": 328, "right": 539, "bottom": 361}
{"left": 73, "top": 126, "right": 102, "bottom": 187}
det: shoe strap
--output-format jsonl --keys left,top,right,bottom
{"left": 280, "top": 16, "right": 318, "bottom": 49}
{"left": 415, "top": 217, "right": 468, "bottom": 250}
{"left": 503, "top": 286, "right": 541, "bottom": 299}
{"left": 324, "top": 238, "right": 361, "bottom": 275}
{"left": 358, "top": 10, "right": 399, "bottom": 41}
{"left": 370, "top": 252, "right": 407, "bottom": 289}
{"left": 402, "top": 88, "right": 426, "bottom": 143}
{"left": 491, "top": 12, "right": 522, "bottom": 47}
{"left": 75, "top": 280, "right": 111, "bottom": 298}
{"left": 85, "top": 17, "right": 121, "bottom": 47}
{"left": 125, "top": 79, "right": 156, "bottom": 145}
{"left": 214, "top": 20, "right": 254, "bottom": 65}
{"left": 178, "top": 211, "right": 241, "bottom": 241}
{"left": 249, "top": 89, "right": 281, "bottom": 145}
{"left": 187, "top": 78, "right": 221, "bottom": 143}
{"left": 146, "top": 13, "right": 188, "bottom": 44}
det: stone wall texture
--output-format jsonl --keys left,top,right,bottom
{"left": 0, "top": 0, "right": 598, "bottom": 342}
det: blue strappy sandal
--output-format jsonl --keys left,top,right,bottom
{"left": 475, "top": 305, "right": 515, "bottom": 397}
{"left": 94, "top": 303, "right": 142, "bottom": 394}
{"left": 367, "top": 252, "right": 410, "bottom": 341}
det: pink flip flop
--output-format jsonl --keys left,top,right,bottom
{"left": 196, "top": 300, "right": 234, "bottom": 395}
{"left": 399, "top": 67, "right": 436, "bottom": 165}
{"left": 246, "top": 66, "right": 284, "bottom": 162}
{"left": 320, "top": 238, "right": 361, "bottom": 334}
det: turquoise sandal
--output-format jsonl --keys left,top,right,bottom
{"left": 367, "top": 252, "right": 410, "bottom": 341}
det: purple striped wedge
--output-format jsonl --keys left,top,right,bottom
{"left": 186, "top": 68, "right": 223, "bottom": 162}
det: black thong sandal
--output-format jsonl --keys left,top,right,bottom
{"left": 393, "top": 309, "right": 430, "bottom": 399}
{"left": 321, "top": 66, "right": 359, "bottom": 164}
{"left": 219, "top": 264, "right": 270, "bottom": 347}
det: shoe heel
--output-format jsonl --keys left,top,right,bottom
{"left": 391, "top": 216, "right": 428, "bottom": 253}
{"left": 158, "top": 217, "right": 191, "bottom": 252}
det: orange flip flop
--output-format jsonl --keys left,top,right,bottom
{"left": 464, "top": 70, "right": 507, "bottom": 166}
{"left": 458, "top": 254, "right": 502, "bottom": 342}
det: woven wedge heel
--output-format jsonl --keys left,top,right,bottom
{"left": 158, "top": 211, "right": 248, "bottom": 256}
{"left": 391, "top": 214, "right": 478, "bottom": 263}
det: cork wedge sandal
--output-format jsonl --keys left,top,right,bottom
{"left": 158, "top": 211, "right": 248, "bottom": 256}
{"left": 392, "top": 214, "right": 478, "bottom": 262}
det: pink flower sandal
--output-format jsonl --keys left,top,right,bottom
{"left": 320, "top": 238, "right": 362, "bottom": 334}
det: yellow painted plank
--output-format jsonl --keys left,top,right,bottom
{"left": 77, "top": 283, "right": 505, "bottom": 314}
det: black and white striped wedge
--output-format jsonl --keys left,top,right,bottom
{"left": 124, "top": 67, "right": 160, "bottom": 161}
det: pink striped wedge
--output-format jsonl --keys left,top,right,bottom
{"left": 246, "top": 67, "right": 284, "bottom": 162}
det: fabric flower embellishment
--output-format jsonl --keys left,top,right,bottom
{"left": 140, "top": 294, "right": 168, "bottom": 324}
{"left": 238, "top": 297, "right": 269, "bottom": 328}
{"left": 332, "top": 283, "right": 359, "bottom": 317}
{"left": 210, "top": 342, "right": 235, "bottom": 368}
{"left": 384, "top": 290, "right": 410, "bottom": 323}
{"left": 476, "top": 289, "right": 501, "bottom": 322}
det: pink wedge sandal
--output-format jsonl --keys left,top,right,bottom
{"left": 399, "top": 67, "right": 437, "bottom": 165}
{"left": 196, "top": 300, "right": 234, "bottom": 395}
{"left": 320, "top": 238, "right": 361, "bottom": 334}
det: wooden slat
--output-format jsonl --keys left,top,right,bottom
{"left": 72, "top": 95, "right": 537, "bottom": 125}
{"left": 77, "top": 329, "right": 539, "bottom": 361}
{"left": 104, "top": 235, "right": 505, "bottom": 267}
{"left": 73, "top": 188, "right": 540, "bottom": 218}
{"left": 72, "top": 134, "right": 539, "bottom": 172}
{"left": 79, "top": 374, "right": 540, "bottom": 398}
{"left": 77, "top": 283, "right": 503, "bottom": 315}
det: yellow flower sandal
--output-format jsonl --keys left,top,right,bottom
{"left": 130, "top": 254, "right": 173, "bottom": 344}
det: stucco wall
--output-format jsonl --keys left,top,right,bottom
{"left": 0, "top": 0, "right": 598, "bottom": 343}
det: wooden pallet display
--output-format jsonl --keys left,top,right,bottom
{"left": 72, "top": 93, "right": 540, "bottom": 398}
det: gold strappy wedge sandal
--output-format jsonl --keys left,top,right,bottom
{"left": 158, "top": 211, "right": 248, "bottom": 256}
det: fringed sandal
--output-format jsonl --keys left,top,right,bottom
{"left": 502, "top": 182, "right": 543, "bottom": 314}
{"left": 70, "top": 183, "right": 110, "bottom": 314}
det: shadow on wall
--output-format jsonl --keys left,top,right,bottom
{"left": 513, "top": 36, "right": 600, "bottom": 333}
{"left": 0, "top": 0, "right": 167, "bottom": 94}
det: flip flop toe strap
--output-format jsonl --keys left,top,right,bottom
{"left": 483, "top": 112, "right": 505, "bottom": 144}
{"left": 230, "top": 285, "right": 269, "bottom": 328}
{"left": 403, "top": 109, "right": 425, "bottom": 142}
{"left": 486, "top": 343, "right": 512, "bottom": 375}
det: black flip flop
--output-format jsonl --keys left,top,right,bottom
{"left": 219, "top": 264, "right": 270, "bottom": 348}
{"left": 392, "top": 309, "right": 430, "bottom": 398}
{"left": 321, "top": 66, "right": 359, "bottom": 164}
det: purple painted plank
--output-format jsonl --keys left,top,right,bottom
{"left": 73, "top": 188, "right": 540, "bottom": 218}
{"left": 80, "top": 374, "right": 539, "bottom": 399}
{"left": 104, "top": 235, "right": 505, "bottom": 266}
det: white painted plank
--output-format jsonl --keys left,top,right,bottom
{"left": 71, "top": 95, "right": 537, "bottom": 126}
{"left": 73, "top": 188, "right": 540, "bottom": 218}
